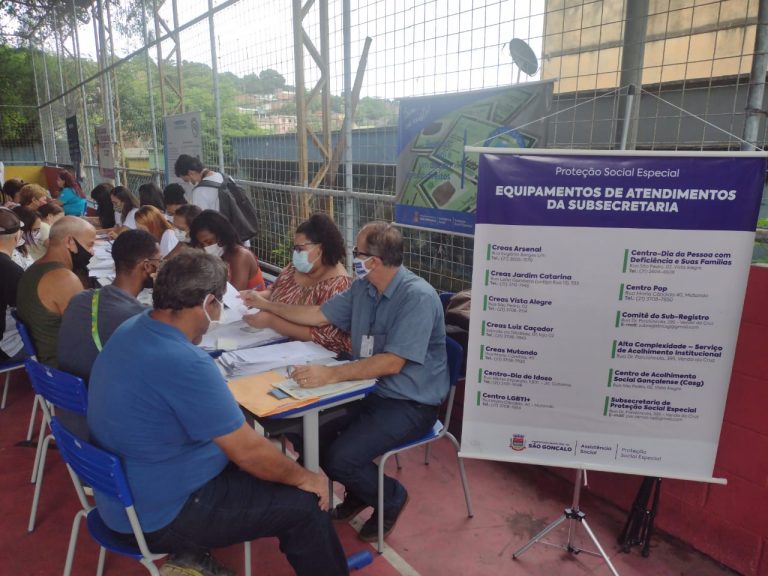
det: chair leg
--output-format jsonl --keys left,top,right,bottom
{"left": 377, "top": 454, "right": 391, "bottom": 553}
{"left": 424, "top": 443, "right": 432, "bottom": 465}
{"left": 96, "top": 547, "right": 107, "bottom": 576}
{"left": 63, "top": 509, "right": 87, "bottom": 576}
{"left": 244, "top": 541, "right": 252, "bottom": 576}
{"left": 26, "top": 394, "right": 40, "bottom": 442}
{"left": 29, "top": 433, "right": 53, "bottom": 532}
{"left": 395, "top": 454, "right": 402, "bottom": 470}
{"left": 445, "top": 432, "right": 473, "bottom": 517}
{"left": 30, "top": 414, "right": 46, "bottom": 484}
{"left": 1, "top": 371, "right": 10, "bottom": 409}
{"left": 139, "top": 558, "right": 161, "bottom": 576}
{"left": 280, "top": 435, "right": 287, "bottom": 455}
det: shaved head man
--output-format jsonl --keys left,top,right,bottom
{"left": 16, "top": 216, "right": 96, "bottom": 366}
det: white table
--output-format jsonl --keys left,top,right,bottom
{"left": 259, "top": 380, "right": 377, "bottom": 472}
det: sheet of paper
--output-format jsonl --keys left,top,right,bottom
{"left": 199, "top": 320, "right": 284, "bottom": 351}
{"left": 219, "top": 340, "right": 336, "bottom": 377}
{"left": 274, "top": 377, "right": 376, "bottom": 400}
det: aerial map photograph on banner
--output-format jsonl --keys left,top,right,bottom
{"left": 395, "top": 82, "right": 553, "bottom": 234}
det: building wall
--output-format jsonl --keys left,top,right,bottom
{"left": 543, "top": 0, "right": 759, "bottom": 93}
{"left": 553, "top": 264, "right": 768, "bottom": 575}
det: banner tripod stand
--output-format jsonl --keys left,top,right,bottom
{"left": 512, "top": 469, "right": 620, "bottom": 576}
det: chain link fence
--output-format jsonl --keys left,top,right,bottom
{"left": 2, "top": 0, "right": 767, "bottom": 285}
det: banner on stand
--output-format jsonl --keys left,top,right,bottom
{"left": 163, "top": 111, "right": 202, "bottom": 189}
{"left": 460, "top": 149, "right": 767, "bottom": 483}
{"left": 95, "top": 124, "right": 115, "bottom": 179}
{"left": 395, "top": 82, "right": 552, "bottom": 234}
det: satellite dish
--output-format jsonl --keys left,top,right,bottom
{"left": 508, "top": 38, "right": 538, "bottom": 81}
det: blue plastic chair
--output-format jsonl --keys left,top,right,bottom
{"left": 24, "top": 359, "right": 88, "bottom": 532}
{"left": 375, "top": 336, "right": 474, "bottom": 552}
{"left": 50, "top": 417, "right": 253, "bottom": 576}
{"left": 9, "top": 310, "right": 40, "bottom": 443}
{"left": 0, "top": 358, "right": 24, "bottom": 410}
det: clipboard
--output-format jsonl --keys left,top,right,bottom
{"left": 227, "top": 371, "right": 317, "bottom": 417}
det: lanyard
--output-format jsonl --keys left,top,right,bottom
{"left": 91, "top": 289, "right": 103, "bottom": 352}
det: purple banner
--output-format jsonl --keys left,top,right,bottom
{"left": 477, "top": 153, "right": 766, "bottom": 232}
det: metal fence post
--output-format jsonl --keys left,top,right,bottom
{"left": 28, "top": 39, "right": 47, "bottom": 164}
{"left": 343, "top": 0, "right": 356, "bottom": 272}
{"left": 742, "top": 0, "right": 768, "bottom": 151}
{"left": 208, "top": 0, "right": 225, "bottom": 172}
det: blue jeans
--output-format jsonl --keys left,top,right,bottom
{"left": 318, "top": 394, "right": 438, "bottom": 514}
{"left": 144, "top": 466, "right": 349, "bottom": 576}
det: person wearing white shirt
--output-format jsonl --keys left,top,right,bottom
{"left": 108, "top": 186, "right": 140, "bottom": 239}
{"left": 135, "top": 205, "right": 180, "bottom": 258}
{"left": 174, "top": 154, "right": 221, "bottom": 212}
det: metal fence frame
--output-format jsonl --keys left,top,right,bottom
{"left": 3, "top": 0, "right": 768, "bottom": 288}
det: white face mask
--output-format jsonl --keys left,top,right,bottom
{"left": 204, "top": 243, "right": 224, "bottom": 258}
{"left": 203, "top": 294, "right": 222, "bottom": 332}
{"left": 32, "top": 230, "right": 42, "bottom": 243}
{"left": 353, "top": 257, "right": 372, "bottom": 280}
{"left": 292, "top": 249, "right": 319, "bottom": 274}
{"left": 174, "top": 229, "right": 189, "bottom": 243}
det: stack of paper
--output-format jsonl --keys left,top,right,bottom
{"left": 218, "top": 340, "right": 337, "bottom": 377}
{"left": 274, "top": 377, "right": 376, "bottom": 400}
{"left": 200, "top": 320, "right": 284, "bottom": 351}
{"left": 88, "top": 241, "right": 115, "bottom": 282}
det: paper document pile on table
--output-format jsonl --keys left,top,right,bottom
{"left": 218, "top": 340, "right": 336, "bottom": 377}
{"left": 273, "top": 375, "right": 376, "bottom": 400}
{"left": 200, "top": 320, "right": 284, "bottom": 351}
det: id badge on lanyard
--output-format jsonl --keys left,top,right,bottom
{"left": 360, "top": 334, "right": 374, "bottom": 358}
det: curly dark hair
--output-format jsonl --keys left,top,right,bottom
{"left": 189, "top": 209, "right": 241, "bottom": 256}
{"left": 153, "top": 251, "right": 227, "bottom": 311}
{"left": 111, "top": 229, "right": 159, "bottom": 274}
{"left": 295, "top": 212, "right": 346, "bottom": 267}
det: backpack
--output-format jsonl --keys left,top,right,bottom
{"left": 221, "top": 175, "right": 259, "bottom": 236}
{"left": 194, "top": 174, "right": 259, "bottom": 242}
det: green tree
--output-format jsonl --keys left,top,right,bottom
{"left": 258, "top": 69, "right": 286, "bottom": 94}
{"left": 0, "top": 46, "right": 38, "bottom": 146}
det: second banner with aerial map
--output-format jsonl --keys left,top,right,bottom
{"left": 395, "top": 81, "right": 552, "bottom": 234}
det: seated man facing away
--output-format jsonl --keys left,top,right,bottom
{"left": 87, "top": 252, "right": 349, "bottom": 576}
{"left": 244, "top": 221, "right": 449, "bottom": 542}
{"left": 58, "top": 229, "right": 160, "bottom": 381}
{"left": 16, "top": 216, "right": 96, "bottom": 367}
{"left": 0, "top": 208, "right": 25, "bottom": 362}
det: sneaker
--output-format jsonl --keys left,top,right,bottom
{"left": 358, "top": 491, "right": 409, "bottom": 542}
{"left": 160, "top": 552, "right": 236, "bottom": 576}
{"left": 331, "top": 491, "right": 368, "bottom": 521}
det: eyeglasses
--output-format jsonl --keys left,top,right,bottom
{"left": 292, "top": 242, "right": 317, "bottom": 252}
{"left": 352, "top": 247, "right": 378, "bottom": 259}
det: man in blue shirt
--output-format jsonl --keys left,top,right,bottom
{"left": 245, "top": 221, "right": 448, "bottom": 542}
{"left": 88, "top": 252, "right": 348, "bottom": 576}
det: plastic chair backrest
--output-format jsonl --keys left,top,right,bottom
{"left": 439, "top": 292, "right": 455, "bottom": 311}
{"left": 24, "top": 359, "right": 88, "bottom": 415}
{"left": 50, "top": 417, "right": 134, "bottom": 507}
{"left": 442, "top": 336, "right": 464, "bottom": 431}
{"left": 11, "top": 309, "right": 37, "bottom": 358}
{"left": 446, "top": 336, "right": 462, "bottom": 389}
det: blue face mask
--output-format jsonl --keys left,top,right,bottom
{"left": 292, "top": 249, "right": 318, "bottom": 273}
{"left": 353, "top": 257, "right": 372, "bottom": 280}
